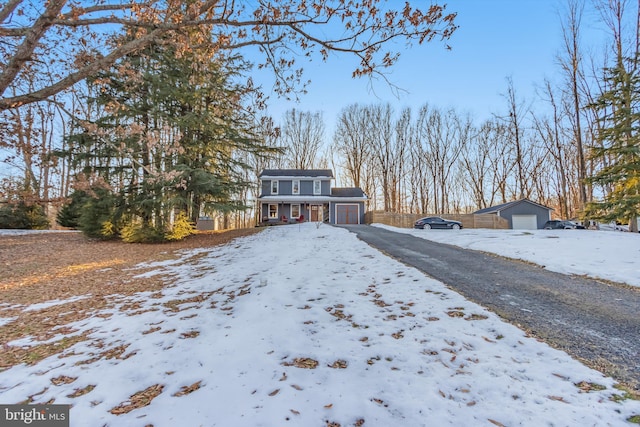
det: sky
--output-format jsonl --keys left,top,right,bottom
{"left": 254, "top": 0, "right": 610, "bottom": 135}
{"left": 1, "top": 224, "right": 639, "bottom": 426}
{"left": 0, "top": 1, "right": 613, "bottom": 182}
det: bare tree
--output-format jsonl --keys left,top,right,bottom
{"left": 486, "top": 120, "right": 515, "bottom": 204}
{"left": 280, "top": 109, "right": 324, "bottom": 169}
{"left": 393, "top": 107, "right": 412, "bottom": 213}
{"left": 558, "top": 0, "right": 589, "bottom": 210}
{"left": 533, "top": 80, "right": 574, "bottom": 218}
{"left": 333, "top": 104, "right": 371, "bottom": 189}
{"left": 416, "top": 105, "right": 469, "bottom": 213}
{"left": 460, "top": 121, "right": 492, "bottom": 210}
{"left": 369, "top": 103, "right": 396, "bottom": 212}
{"left": 499, "top": 76, "right": 531, "bottom": 199}
{"left": 0, "top": 1, "right": 458, "bottom": 110}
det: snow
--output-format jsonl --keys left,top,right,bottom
{"left": 0, "top": 223, "right": 639, "bottom": 426}
{"left": 374, "top": 224, "right": 640, "bottom": 288}
{"left": 22, "top": 296, "right": 89, "bottom": 312}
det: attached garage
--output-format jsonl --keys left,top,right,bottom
{"left": 329, "top": 188, "right": 366, "bottom": 225}
{"left": 335, "top": 204, "right": 360, "bottom": 224}
{"left": 473, "top": 199, "right": 553, "bottom": 229}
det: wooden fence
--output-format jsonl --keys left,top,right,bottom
{"left": 364, "top": 211, "right": 509, "bottom": 229}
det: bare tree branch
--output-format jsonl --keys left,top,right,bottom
{"left": 0, "top": 0, "right": 458, "bottom": 111}
{"left": 0, "top": 0, "right": 66, "bottom": 98}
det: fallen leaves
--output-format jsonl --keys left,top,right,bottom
{"left": 283, "top": 357, "right": 319, "bottom": 369}
{"left": 173, "top": 381, "right": 202, "bottom": 397}
{"left": 67, "top": 384, "right": 95, "bottom": 398}
{"left": 179, "top": 330, "right": 200, "bottom": 339}
{"left": 50, "top": 375, "right": 77, "bottom": 386}
{"left": 328, "top": 359, "right": 348, "bottom": 369}
{"left": 446, "top": 310, "right": 465, "bottom": 318}
{"left": 109, "top": 384, "right": 164, "bottom": 415}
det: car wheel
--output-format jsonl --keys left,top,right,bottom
{"left": 452, "top": 224, "right": 460, "bottom": 230}
{"left": 423, "top": 224, "right": 431, "bottom": 230}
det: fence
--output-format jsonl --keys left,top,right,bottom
{"left": 364, "top": 212, "right": 510, "bottom": 229}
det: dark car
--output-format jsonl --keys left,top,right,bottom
{"left": 543, "top": 220, "right": 585, "bottom": 230}
{"left": 414, "top": 216, "right": 463, "bottom": 230}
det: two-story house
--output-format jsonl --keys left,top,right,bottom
{"left": 258, "top": 169, "right": 367, "bottom": 225}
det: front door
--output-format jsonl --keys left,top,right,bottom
{"left": 310, "top": 205, "right": 320, "bottom": 222}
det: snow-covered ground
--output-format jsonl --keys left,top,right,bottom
{"left": 1, "top": 224, "right": 639, "bottom": 426}
{"left": 374, "top": 224, "right": 640, "bottom": 288}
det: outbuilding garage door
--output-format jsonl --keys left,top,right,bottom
{"left": 336, "top": 204, "right": 360, "bottom": 224}
{"left": 511, "top": 214, "right": 537, "bottom": 230}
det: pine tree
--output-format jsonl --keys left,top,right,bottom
{"left": 60, "top": 28, "right": 271, "bottom": 241}
{"left": 585, "top": 53, "right": 640, "bottom": 232}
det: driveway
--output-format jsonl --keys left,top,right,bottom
{"left": 341, "top": 225, "right": 640, "bottom": 392}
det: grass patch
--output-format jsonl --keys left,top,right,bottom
{"left": 575, "top": 381, "right": 607, "bottom": 392}
{"left": 610, "top": 384, "right": 640, "bottom": 403}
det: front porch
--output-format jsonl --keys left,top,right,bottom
{"left": 259, "top": 202, "right": 330, "bottom": 226}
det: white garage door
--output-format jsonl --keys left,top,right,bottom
{"left": 511, "top": 215, "right": 537, "bottom": 230}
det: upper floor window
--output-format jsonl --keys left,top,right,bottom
{"left": 313, "top": 180, "right": 321, "bottom": 195}
{"left": 292, "top": 180, "right": 300, "bottom": 195}
{"left": 271, "top": 180, "right": 279, "bottom": 195}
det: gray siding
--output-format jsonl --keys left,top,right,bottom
{"left": 261, "top": 179, "right": 331, "bottom": 196}
{"left": 501, "top": 203, "right": 551, "bottom": 229}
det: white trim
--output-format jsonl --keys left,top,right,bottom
{"left": 268, "top": 203, "right": 278, "bottom": 219}
{"left": 292, "top": 179, "right": 300, "bottom": 195}
{"left": 260, "top": 175, "right": 333, "bottom": 180}
{"left": 290, "top": 203, "right": 301, "bottom": 219}
{"left": 313, "top": 180, "right": 322, "bottom": 195}
{"left": 271, "top": 180, "right": 279, "bottom": 195}
{"left": 334, "top": 203, "right": 361, "bottom": 225}
{"left": 259, "top": 195, "right": 366, "bottom": 203}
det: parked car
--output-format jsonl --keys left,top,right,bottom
{"left": 414, "top": 216, "right": 463, "bottom": 230}
{"left": 543, "top": 220, "right": 585, "bottom": 230}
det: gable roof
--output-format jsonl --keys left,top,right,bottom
{"left": 259, "top": 169, "right": 334, "bottom": 178}
{"left": 331, "top": 187, "right": 366, "bottom": 198}
{"left": 474, "top": 198, "right": 553, "bottom": 214}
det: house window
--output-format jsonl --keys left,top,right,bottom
{"left": 313, "top": 180, "right": 321, "bottom": 195}
{"left": 268, "top": 204, "right": 278, "bottom": 219}
{"left": 291, "top": 204, "right": 300, "bottom": 219}
{"left": 271, "top": 180, "right": 279, "bottom": 195}
{"left": 292, "top": 180, "right": 300, "bottom": 195}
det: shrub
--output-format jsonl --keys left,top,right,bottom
{"left": 56, "top": 191, "right": 91, "bottom": 228}
{"left": 166, "top": 212, "right": 195, "bottom": 241}
{"left": 77, "top": 188, "right": 117, "bottom": 239}
{"left": 120, "top": 221, "right": 165, "bottom": 243}
{"left": 0, "top": 201, "right": 49, "bottom": 229}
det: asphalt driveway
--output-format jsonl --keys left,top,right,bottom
{"left": 341, "top": 225, "right": 640, "bottom": 392}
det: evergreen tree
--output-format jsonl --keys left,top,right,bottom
{"left": 56, "top": 191, "right": 90, "bottom": 229}
{"left": 60, "top": 29, "right": 271, "bottom": 241}
{"left": 585, "top": 53, "right": 640, "bottom": 231}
